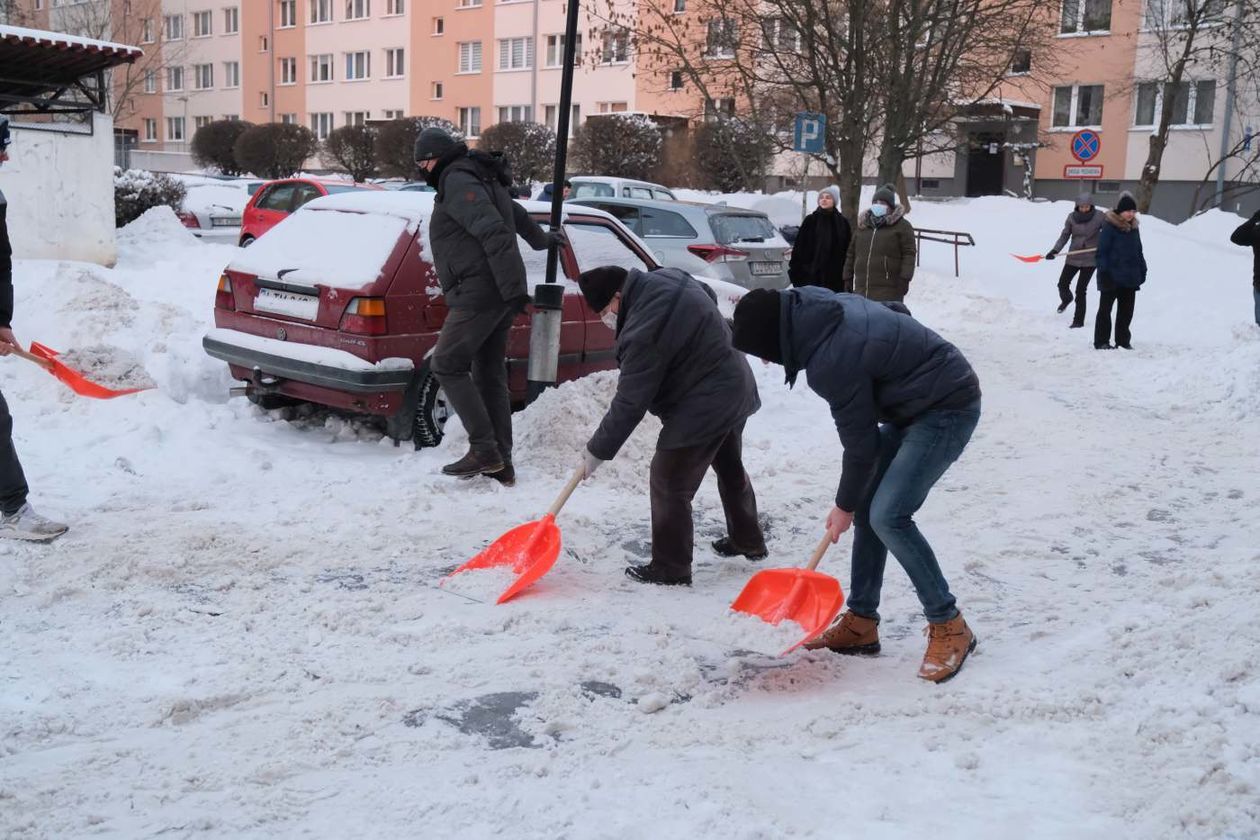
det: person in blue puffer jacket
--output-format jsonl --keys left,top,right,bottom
{"left": 1093, "top": 192, "right": 1147, "bottom": 350}
{"left": 731, "top": 286, "right": 982, "bottom": 683}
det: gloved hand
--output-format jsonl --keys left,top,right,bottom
{"left": 1251, "top": 209, "right": 1260, "bottom": 223}
{"left": 1044, "top": 251, "right": 1057, "bottom": 260}
{"left": 580, "top": 448, "right": 605, "bottom": 480}
{"left": 547, "top": 229, "right": 567, "bottom": 249}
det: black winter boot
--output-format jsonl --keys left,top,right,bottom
{"left": 624, "top": 564, "right": 692, "bottom": 586}
{"left": 442, "top": 449, "right": 505, "bottom": 477}
{"left": 711, "top": 536, "right": 768, "bottom": 560}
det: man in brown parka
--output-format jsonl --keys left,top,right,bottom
{"left": 843, "top": 183, "right": 917, "bottom": 303}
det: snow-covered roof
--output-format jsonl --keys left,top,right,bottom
{"left": 0, "top": 25, "right": 143, "bottom": 61}
{"left": 302, "top": 191, "right": 623, "bottom": 227}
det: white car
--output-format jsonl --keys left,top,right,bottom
{"left": 567, "top": 176, "right": 676, "bottom": 201}
{"left": 177, "top": 182, "right": 250, "bottom": 244}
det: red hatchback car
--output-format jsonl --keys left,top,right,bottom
{"left": 238, "top": 178, "right": 383, "bottom": 247}
{"left": 203, "top": 191, "right": 660, "bottom": 448}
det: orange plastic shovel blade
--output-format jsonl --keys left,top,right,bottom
{"left": 28, "top": 342, "right": 151, "bottom": 399}
{"left": 444, "top": 513, "right": 562, "bottom": 604}
{"left": 731, "top": 568, "right": 845, "bottom": 655}
{"left": 1010, "top": 253, "right": 1043, "bottom": 264}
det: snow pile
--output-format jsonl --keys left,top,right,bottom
{"left": 54, "top": 345, "right": 156, "bottom": 391}
{"left": 114, "top": 205, "right": 197, "bottom": 256}
{"left": 724, "top": 610, "right": 812, "bottom": 654}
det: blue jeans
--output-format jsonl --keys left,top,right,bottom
{"left": 848, "top": 402, "right": 981, "bottom": 624}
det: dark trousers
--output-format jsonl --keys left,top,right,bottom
{"left": 1057, "top": 265, "right": 1095, "bottom": 325}
{"left": 1095, "top": 288, "right": 1136, "bottom": 347}
{"left": 648, "top": 421, "right": 765, "bottom": 576}
{"left": 431, "top": 305, "right": 516, "bottom": 462}
{"left": 0, "top": 390, "right": 29, "bottom": 515}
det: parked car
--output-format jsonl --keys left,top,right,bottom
{"left": 567, "top": 197, "right": 790, "bottom": 290}
{"left": 237, "top": 178, "right": 383, "bottom": 246}
{"left": 177, "top": 182, "right": 249, "bottom": 244}
{"left": 568, "top": 176, "right": 676, "bottom": 201}
{"left": 203, "top": 192, "right": 659, "bottom": 448}
{"left": 375, "top": 179, "right": 436, "bottom": 192}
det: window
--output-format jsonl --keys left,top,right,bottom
{"left": 164, "top": 14, "right": 184, "bottom": 40}
{"left": 1060, "top": 0, "right": 1112, "bottom": 34}
{"left": 433, "top": 16, "right": 444, "bottom": 34}
{"left": 143, "top": 70, "right": 157, "bottom": 93}
{"left": 545, "top": 34, "right": 581, "bottom": 67}
{"left": 258, "top": 184, "right": 298, "bottom": 211}
{"left": 1134, "top": 80, "right": 1217, "bottom": 127}
{"left": 383, "top": 109, "right": 404, "bottom": 119}
{"left": 223, "top": 115, "right": 240, "bottom": 121}
{"left": 141, "top": 18, "right": 155, "bottom": 43}
{"left": 498, "top": 105, "right": 532, "bottom": 122}
{"left": 311, "top": 0, "right": 332, "bottom": 23}
{"left": 194, "top": 115, "right": 214, "bottom": 131}
{"left": 458, "top": 106, "right": 481, "bottom": 137}
{"left": 706, "top": 18, "right": 737, "bottom": 57}
{"left": 193, "top": 10, "right": 212, "bottom": 36}
{"left": 279, "top": 0, "right": 296, "bottom": 27}
{"left": 1051, "top": 84, "right": 1104, "bottom": 128}
{"left": 673, "top": 0, "right": 685, "bottom": 11}
{"left": 386, "top": 0, "right": 404, "bottom": 13}
{"left": 458, "top": 41, "right": 482, "bottom": 73}
{"left": 224, "top": 7, "right": 239, "bottom": 33}
{"left": 346, "top": 0, "right": 369, "bottom": 19}
{"left": 281, "top": 113, "right": 298, "bottom": 125}
{"left": 224, "top": 61, "right": 241, "bottom": 87}
{"left": 166, "top": 117, "right": 186, "bottom": 142}
{"left": 345, "top": 50, "right": 371, "bottom": 80}
{"left": 1096, "top": 180, "right": 1120, "bottom": 192}
{"left": 641, "top": 208, "right": 697, "bottom": 238}
{"left": 260, "top": 91, "right": 270, "bottom": 108}
{"left": 432, "top": 82, "right": 443, "bottom": 99}
{"left": 457, "top": 0, "right": 482, "bottom": 7}
{"left": 310, "top": 54, "right": 334, "bottom": 82}
{"left": 761, "top": 18, "right": 800, "bottom": 51}
{"left": 259, "top": 35, "right": 270, "bottom": 52}
{"left": 280, "top": 57, "right": 297, "bottom": 85}
{"left": 194, "top": 63, "right": 214, "bottom": 89}
{"left": 498, "top": 37, "right": 534, "bottom": 71}
{"left": 1010, "top": 48, "right": 1032, "bottom": 75}
{"left": 166, "top": 66, "right": 185, "bottom": 92}
{"left": 385, "top": 48, "right": 405, "bottom": 77}
{"left": 670, "top": 70, "right": 684, "bottom": 90}
{"left": 143, "top": 118, "right": 157, "bottom": 142}
{"left": 598, "top": 101, "right": 628, "bottom": 113}
{"left": 311, "top": 112, "right": 334, "bottom": 140}
{"left": 601, "top": 28, "right": 629, "bottom": 63}
{"left": 1144, "top": 0, "right": 1228, "bottom": 29}
{"left": 704, "top": 97, "right": 735, "bottom": 119}
{"left": 343, "top": 111, "right": 369, "bottom": 126}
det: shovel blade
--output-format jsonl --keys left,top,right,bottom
{"left": 445, "top": 514, "right": 561, "bottom": 604}
{"left": 1010, "top": 253, "right": 1043, "bottom": 264}
{"left": 731, "top": 568, "right": 845, "bottom": 655}
{"left": 28, "top": 342, "right": 150, "bottom": 399}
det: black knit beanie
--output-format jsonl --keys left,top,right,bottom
{"left": 578, "top": 266, "right": 628, "bottom": 312}
{"left": 1115, "top": 193, "right": 1137, "bottom": 214}
{"left": 731, "top": 289, "right": 783, "bottom": 364}
{"left": 414, "top": 126, "right": 457, "bottom": 162}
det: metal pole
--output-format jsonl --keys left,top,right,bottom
{"left": 526, "top": 0, "right": 581, "bottom": 399}
{"left": 1215, "top": 0, "right": 1244, "bottom": 209}
{"left": 801, "top": 154, "right": 809, "bottom": 220}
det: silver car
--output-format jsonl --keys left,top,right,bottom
{"left": 568, "top": 197, "right": 790, "bottom": 290}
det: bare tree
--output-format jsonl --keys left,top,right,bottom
{"left": 1132, "top": 0, "right": 1260, "bottom": 212}
{"left": 1189, "top": 129, "right": 1260, "bottom": 215}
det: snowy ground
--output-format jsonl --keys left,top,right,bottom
{"left": 1, "top": 198, "right": 1257, "bottom": 839}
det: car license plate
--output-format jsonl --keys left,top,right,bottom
{"left": 750, "top": 261, "right": 782, "bottom": 276}
{"left": 254, "top": 287, "right": 319, "bottom": 320}
{"left": 212, "top": 217, "right": 241, "bottom": 227}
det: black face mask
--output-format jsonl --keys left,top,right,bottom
{"left": 422, "top": 163, "right": 440, "bottom": 188}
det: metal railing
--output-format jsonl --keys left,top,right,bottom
{"left": 914, "top": 228, "right": 976, "bottom": 277}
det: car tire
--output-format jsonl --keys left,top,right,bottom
{"left": 247, "top": 391, "right": 299, "bottom": 411}
{"left": 239, "top": 235, "right": 255, "bottom": 247}
{"left": 387, "top": 365, "right": 450, "bottom": 450}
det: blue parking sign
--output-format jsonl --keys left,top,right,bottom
{"left": 793, "top": 113, "right": 826, "bottom": 153}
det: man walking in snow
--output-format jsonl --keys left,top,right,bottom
{"left": 577, "top": 265, "right": 766, "bottom": 586}
{"left": 843, "top": 183, "right": 916, "bottom": 303}
{"left": 415, "top": 126, "right": 560, "bottom": 486}
{"left": 1044, "top": 192, "right": 1104, "bottom": 329}
{"left": 0, "top": 116, "right": 68, "bottom": 541}
{"left": 1229, "top": 208, "right": 1260, "bottom": 327}
{"left": 731, "top": 287, "right": 981, "bottom": 682}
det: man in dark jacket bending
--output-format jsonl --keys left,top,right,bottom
{"left": 415, "top": 126, "right": 558, "bottom": 484}
{"left": 579, "top": 265, "right": 766, "bottom": 586}
{"left": 732, "top": 287, "right": 981, "bottom": 682}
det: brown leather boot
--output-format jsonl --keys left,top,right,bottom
{"left": 803, "top": 612, "right": 880, "bottom": 655}
{"left": 918, "top": 613, "right": 977, "bottom": 683}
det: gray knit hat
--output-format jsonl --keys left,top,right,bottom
{"left": 872, "top": 183, "right": 897, "bottom": 208}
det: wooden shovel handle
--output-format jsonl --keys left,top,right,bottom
{"left": 1064, "top": 247, "right": 1097, "bottom": 255}
{"left": 8, "top": 345, "right": 54, "bottom": 371}
{"left": 546, "top": 465, "right": 585, "bottom": 518}
{"left": 804, "top": 533, "right": 833, "bottom": 572}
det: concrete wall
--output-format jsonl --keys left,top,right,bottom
{"left": 6, "top": 114, "right": 117, "bottom": 266}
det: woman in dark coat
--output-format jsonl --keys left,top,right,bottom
{"left": 1045, "top": 192, "right": 1105, "bottom": 328}
{"left": 1094, "top": 193, "right": 1147, "bottom": 350}
{"left": 788, "top": 186, "right": 851, "bottom": 292}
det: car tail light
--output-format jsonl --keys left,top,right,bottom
{"left": 687, "top": 244, "right": 749, "bottom": 263}
{"left": 177, "top": 210, "right": 201, "bottom": 229}
{"left": 783, "top": 248, "right": 793, "bottom": 261}
{"left": 340, "top": 297, "right": 387, "bottom": 335}
{"left": 215, "top": 274, "right": 235, "bottom": 311}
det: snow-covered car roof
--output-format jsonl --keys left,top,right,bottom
{"left": 301, "top": 191, "right": 626, "bottom": 227}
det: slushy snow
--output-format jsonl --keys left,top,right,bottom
{"left": 0, "top": 193, "right": 1257, "bottom": 839}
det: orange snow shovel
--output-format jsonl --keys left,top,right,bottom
{"left": 730, "top": 533, "right": 845, "bottom": 655}
{"left": 1010, "top": 247, "right": 1096, "bottom": 264}
{"left": 11, "top": 342, "right": 151, "bottom": 399}
{"left": 444, "top": 465, "right": 585, "bottom": 604}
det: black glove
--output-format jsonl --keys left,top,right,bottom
{"left": 547, "top": 229, "right": 567, "bottom": 248}
{"left": 1251, "top": 209, "right": 1260, "bottom": 223}
{"left": 509, "top": 294, "right": 531, "bottom": 314}
{"left": 1044, "top": 251, "right": 1056, "bottom": 260}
